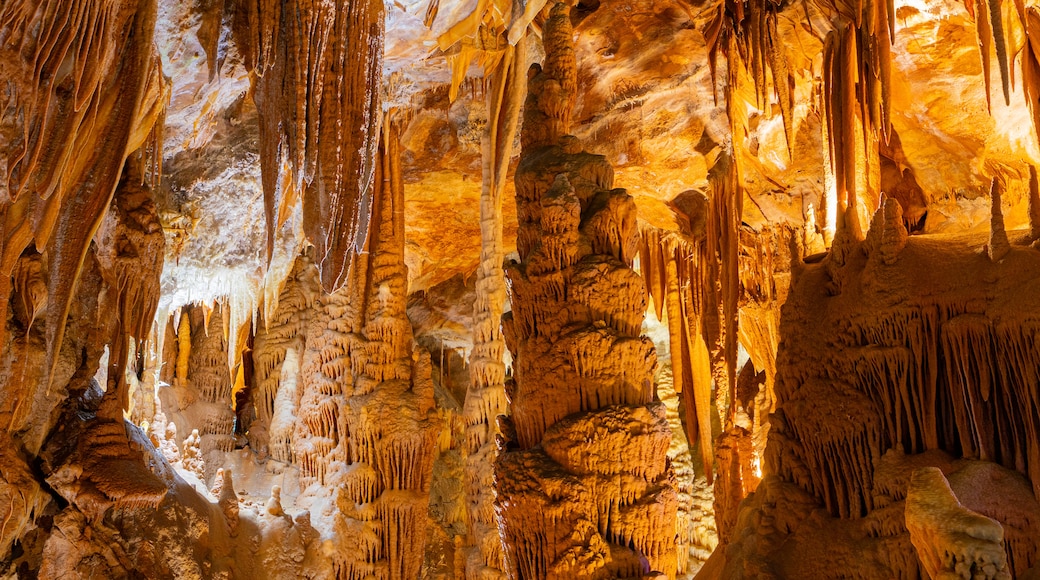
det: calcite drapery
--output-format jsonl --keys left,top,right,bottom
{"left": 0, "top": 1, "right": 169, "bottom": 564}
{"left": 495, "top": 3, "right": 678, "bottom": 578}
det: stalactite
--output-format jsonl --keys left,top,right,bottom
{"left": 706, "top": 152, "right": 743, "bottom": 426}
{"left": 234, "top": 0, "right": 384, "bottom": 292}
{"left": 704, "top": 0, "right": 796, "bottom": 153}
{"left": 967, "top": 0, "right": 1013, "bottom": 110}
{"left": 1022, "top": 7, "right": 1040, "bottom": 149}
{"left": 637, "top": 227, "right": 716, "bottom": 486}
{"left": 0, "top": 0, "right": 166, "bottom": 388}
{"left": 496, "top": 4, "right": 678, "bottom": 577}
{"left": 176, "top": 312, "right": 191, "bottom": 383}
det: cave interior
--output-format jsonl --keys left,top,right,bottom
{"left": 1, "top": 0, "right": 1040, "bottom": 578}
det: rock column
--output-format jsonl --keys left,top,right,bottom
{"left": 495, "top": 4, "right": 679, "bottom": 578}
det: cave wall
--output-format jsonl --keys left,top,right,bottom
{"left": 9, "top": 0, "right": 1040, "bottom": 578}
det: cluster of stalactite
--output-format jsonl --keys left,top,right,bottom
{"left": 640, "top": 223, "right": 713, "bottom": 478}
{"left": 494, "top": 3, "right": 678, "bottom": 578}
{"left": 638, "top": 221, "right": 794, "bottom": 545}
{"left": 0, "top": 0, "right": 167, "bottom": 393}
{"left": 703, "top": 0, "right": 794, "bottom": 154}
{"left": 706, "top": 0, "right": 898, "bottom": 241}
{"left": 740, "top": 192, "right": 1040, "bottom": 576}
{"left": 702, "top": 0, "right": 790, "bottom": 412}
{"left": 965, "top": 0, "right": 1014, "bottom": 113}
{"left": 433, "top": 0, "right": 550, "bottom": 102}
{"left": 231, "top": 0, "right": 384, "bottom": 292}
{"left": 0, "top": 0, "right": 172, "bottom": 566}
{"left": 817, "top": 0, "right": 894, "bottom": 239}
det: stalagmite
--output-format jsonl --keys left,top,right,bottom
{"left": 266, "top": 485, "right": 285, "bottom": 517}
{"left": 865, "top": 197, "right": 909, "bottom": 265}
{"left": 216, "top": 468, "right": 240, "bottom": 535}
{"left": 1029, "top": 165, "right": 1040, "bottom": 241}
{"left": 988, "top": 178, "right": 1011, "bottom": 262}
{"left": 454, "top": 13, "right": 530, "bottom": 579}
{"left": 181, "top": 428, "right": 205, "bottom": 480}
{"left": 906, "top": 467, "right": 1011, "bottom": 579}
{"left": 171, "top": 304, "right": 237, "bottom": 459}
{"left": 285, "top": 119, "right": 441, "bottom": 579}
{"left": 495, "top": 3, "right": 678, "bottom": 577}
{"left": 251, "top": 254, "right": 319, "bottom": 456}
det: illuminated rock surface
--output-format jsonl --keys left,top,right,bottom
{"left": 3, "top": 0, "right": 1040, "bottom": 578}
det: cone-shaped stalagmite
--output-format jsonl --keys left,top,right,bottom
{"left": 495, "top": 3, "right": 678, "bottom": 578}
{"left": 989, "top": 178, "right": 1011, "bottom": 262}
{"left": 288, "top": 120, "right": 441, "bottom": 580}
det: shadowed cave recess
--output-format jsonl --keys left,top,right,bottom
{"left": 4, "top": 0, "right": 1040, "bottom": 577}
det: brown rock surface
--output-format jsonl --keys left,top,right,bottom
{"left": 7, "top": 0, "right": 1040, "bottom": 577}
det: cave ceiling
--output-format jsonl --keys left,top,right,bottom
{"left": 155, "top": 0, "right": 1040, "bottom": 307}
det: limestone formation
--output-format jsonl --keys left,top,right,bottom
{"left": 234, "top": 0, "right": 385, "bottom": 291}
{"left": 251, "top": 252, "right": 321, "bottom": 457}
{"left": 251, "top": 120, "right": 443, "bottom": 579}
{"left": 459, "top": 25, "right": 528, "bottom": 580}
{"left": 7, "top": 0, "right": 1040, "bottom": 578}
{"left": 494, "top": 3, "right": 678, "bottom": 577}
{"left": 906, "top": 467, "right": 1010, "bottom": 580}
